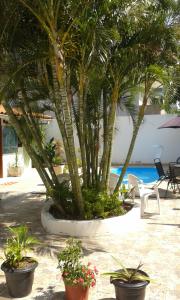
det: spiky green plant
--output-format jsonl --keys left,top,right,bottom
{"left": 4, "top": 225, "right": 39, "bottom": 268}
{"left": 103, "top": 258, "right": 150, "bottom": 284}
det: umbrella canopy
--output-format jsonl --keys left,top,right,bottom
{"left": 158, "top": 116, "right": 180, "bottom": 129}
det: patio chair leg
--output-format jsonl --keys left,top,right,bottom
{"left": 177, "top": 184, "right": 180, "bottom": 193}
{"left": 140, "top": 197, "right": 145, "bottom": 218}
{"left": 172, "top": 183, "right": 177, "bottom": 194}
{"left": 165, "top": 181, "right": 170, "bottom": 198}
{"left": 157, "top": 195, "right": 160, "bottom": 214}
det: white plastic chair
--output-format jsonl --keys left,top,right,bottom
{"left": 128, "top": 174, "right": 160, "bottom": 217}
{"left": 109, "top": 173, "right": 120, "bottom": 194}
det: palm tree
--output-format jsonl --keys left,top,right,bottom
{"left": 0, "top": 0, "right": 178, "bottom": 218}
{"left": 114, "top": 0, "right": 179, "bottom": 191}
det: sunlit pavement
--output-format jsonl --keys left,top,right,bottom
{"left": 0, "top": 169, "right": 180, "bottom": 299}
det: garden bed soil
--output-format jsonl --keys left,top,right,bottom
{"left": 2, "top": 257, "right": 37, "bottom": 271}
{"left": 49, "top": 201, "right": 133, "bottom": 220}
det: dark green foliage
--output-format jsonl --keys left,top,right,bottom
{"left": 47, "top": 181, "right": 76, "bottom": 218}
{"left": 44, "top": 138, "right": 56, "bottom": 162}
{"left": 83, "top": 188, "right": 125, "bottom": 220}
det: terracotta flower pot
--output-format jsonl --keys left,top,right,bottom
{"left": 65, "top": 284, "right": 89, "bottom": 300}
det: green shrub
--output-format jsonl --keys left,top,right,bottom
{"left": 47, "top": 182, "right": 76, "bottom": 218}
{"left": 48, "top": 185, "right": 126, "bottom": 220}
{"left": 82, "top": 188, "right": 126, "bottom": 220}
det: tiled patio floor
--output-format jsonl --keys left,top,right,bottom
{"left": 0, "top": 169, "right": 179, "bottom": 300}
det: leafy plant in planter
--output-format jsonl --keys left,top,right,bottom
{"left": 52, "top": 156, "right": 65, "bottom": 175}
{"left": 83, "top": 188, "right": 126, "bottom": 220}
{"left": 1, "top": 1, "right": 178, "bottom": 222}
{"left": 1, "top": 225, "right": 39, "bottom": 298}
{"left": 57, "top": 238, "right": 98, "bottom": 300}
{"left": 103, "top": 259, "right": 150, "bottom": 300}
{"left": 45, "top": 138, "right": 65, "bottom": 174}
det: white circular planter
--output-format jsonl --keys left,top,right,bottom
{"left": 41, "top": 200, "right": 143, "bottom": 237}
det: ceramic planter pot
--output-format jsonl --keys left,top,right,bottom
{"left": 1, "top": 258, "right": 38, "bottom": 298}
{"left": 8, "top": 166, "right": 23, "bottom": 177}
{"left": 53, "top": 164, "right": 64, "bottom": 175}
{"left": 111, "top": 269, "right": 150, "bottom": 300}
{"left": 65, "top": 284, "right": 89, "bottom": 300}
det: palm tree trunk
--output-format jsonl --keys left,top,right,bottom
{"left": 52, "top": 55, "right": 84, "bottom": 217}
{"left": 78, "top": 68, "right": 87, "bottom": 187}
{"left": 19, "top": 88, "right": 59, "bottom": 185}
{"left": 114, "top": 80, "right": 152, "bottom": 192}
{"left": 100, "top": 80, "right": 120, "bottom": 190}
{"left": 2, "top": 101, "right": 66, "bottom": 215}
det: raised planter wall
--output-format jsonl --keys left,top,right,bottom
{"left": 41, "top": 200, "right": 143, "bottom": 237}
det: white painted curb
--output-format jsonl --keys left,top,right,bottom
{"left": 41, "top": 200, "right": 143, "bottom": 237}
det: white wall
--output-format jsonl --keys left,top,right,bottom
{"left": 112, "top": 115, "right": 180, "bottom": 164}
{"left": 46, "top": 119, "right": 80, "bottom": 149}
{"left": 46, "top": 114, "right": 180, "bottom": 165}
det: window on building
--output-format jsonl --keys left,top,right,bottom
{"left": 2, "top": 126, "right": 18, "bottom": 154}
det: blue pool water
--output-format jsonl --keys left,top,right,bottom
{"left": 111, "top": 166, "right": 158, "bottom": 184}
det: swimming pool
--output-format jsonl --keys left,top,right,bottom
{"left": 111, "top": 166, "right": 158, "bottom": 184}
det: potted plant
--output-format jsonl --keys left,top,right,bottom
{"left": 44, "top": 138, "right": 65, "bottom": 174}
{"left": 57, "top": 238, "right": 98, "bottom": 300}
{"left": 8, "top": 151, "right": 23, "bottom": 177}
{"left": 52, "top": 156, "right": 65, "bottom": 175}
{"left": 1, "top": 225, "right": 39, "bottom": 298}
{"left": 103, "top": 259, "right": 150, "bottom": 300}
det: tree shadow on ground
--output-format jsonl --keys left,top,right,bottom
{"left": 141, "top": 212, "right": 162, "bottom": 219}
{"left": 82, "top": 245, "right": 108, "bottom": 256}
{"left": 147, "top": 222, "right": 180, "bottom": 228}
{"left": 35, "top": 242, "right": 107, "bottom": 259}
{"left": 34, "top": 286, "right": 65, "bottom": 299}
{"left": 0, "top": 193, "right": 108, "bottom": 257}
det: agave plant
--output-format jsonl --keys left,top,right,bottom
{"left": 4, "top": 225, "right": 39, "bottom": 268}
{"left": 103, "top": 257, "right": 150, "bottom": 283}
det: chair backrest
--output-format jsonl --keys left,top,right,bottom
{"left": 128, "top": 174, "right": 140, "bottom": 196}
{"left": 109, "top": 173, "right": 119, "bottom": 193}
{"left": 176, "top": 156, "right": 180, "bottom": 164}
{"left": 154, "top": 158, "right": 166, "bottom": 178}
{"left": 168, "top": 162, "right": 180, "bottom": 179}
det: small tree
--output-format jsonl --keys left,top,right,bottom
{"left": 0, "top": 0, "right": 178, "bottom": 219}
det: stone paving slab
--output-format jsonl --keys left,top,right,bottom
{"left": 0, "top": 169, "right": 180, "bottom": 299}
